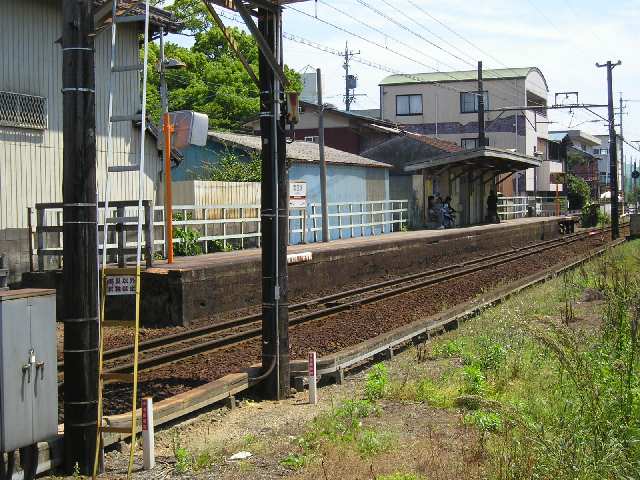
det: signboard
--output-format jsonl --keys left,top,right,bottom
{"left": 550, "top": 172, "right": 567, "bottom": 184}
{"left": 106, "top": 276, "right": 136, "bottom": 296}
{"left": 632, "top": 170, "right": 640, "bottom": 180}
{"left": 289, "top": 181, "right": 307, "bottom": 209}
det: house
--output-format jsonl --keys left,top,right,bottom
{"left": 549, "top": 130, "right": 602, "bottom": 198}
{"left": 378, "top": 67, "right": 552, "bottom": 196}
{"left": 0, "top": 0, "right": 180, "bottom": 283}
{"left": 245, "top": 100, "right": 400, "bottom": 155}
{"left": 593, "top": 134, "right": 625, "bottom": 193}
{"left": 175, "top": 131, "right": 395, "bottom": 242}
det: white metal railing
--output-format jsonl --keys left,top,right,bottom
{"left": 497, "top": 196, "right": 568, "bottom": 220}
{"left": 308, "top": 200, "right": 408, "bottom": 242}
{"left": 153, "top": 200, "right": 409, "bottom": 253}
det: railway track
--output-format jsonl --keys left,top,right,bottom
{"left": 57, "top": 227, "right": 612, "bottom": 388}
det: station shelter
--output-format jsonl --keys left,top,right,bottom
{"left": 403, "top": 147, "right": 542, "bottom": 227}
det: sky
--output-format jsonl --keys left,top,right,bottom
{"left": 167, "top": 0, "right": 640, "bottom": 164}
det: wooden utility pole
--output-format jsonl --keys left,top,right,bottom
{"left": 62, "top": 0, "right": 99, "bottom": 473}
{"left": 597, "top": 60, "right": 622, "bottom": 239}
{"left": 258, "top": 4, "right": 290, "bottom": 400}
{"left": 317, "top": 68, "right": 329, "bottom": 242}
{"left": 477, "top": 61, "right": 486, "bottom": 147}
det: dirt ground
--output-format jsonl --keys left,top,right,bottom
{"left": 47, "top": 343, "right": 485, "bottom": 480}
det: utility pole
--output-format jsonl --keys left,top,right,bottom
{"left": 62, "top": 0, "right": 99, "bottom": 473}
{"left": 477, "top": 61, "right": 486, "bottom": 148}
{"left": 597, "top": 60, "right": 622, "bottom": 239}
{"left": 343, "top": 42, "right": 360, "bottom": 111}
{"left": 258, "top": 4, "right": 290, "bottom": 400}
{"left": 160, "top": 27, "right": 175, "bottom": 263}
{"left": 619, "top": 93, "right": 625, "bottom": 204}
{"left": 317, "top": 68, "right": 329, "bottom": 242}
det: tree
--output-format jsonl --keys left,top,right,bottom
{"left": 200, "top": 149, "right": 262, "bottom": 182}
{"left": 567, "top": 174, "right": 591, "bottom": 210}
{"left": 147, "top": 0, "right": 301, "bottom": 130}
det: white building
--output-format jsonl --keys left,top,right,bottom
{"left": 379, "top": 67, "right": 556, "bottom": 196}
{"left": 0, "top": 0, "right": 180, "bottom": 282}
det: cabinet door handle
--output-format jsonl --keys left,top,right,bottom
{"left": 22, "top": 363, "right": 32, "bottom": 383}
{"left": 36, "top": 361, "right": 45, "bottom": 380}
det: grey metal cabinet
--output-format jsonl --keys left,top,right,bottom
{"left": 0, "top": 289, "right": 57, "bottom": 453}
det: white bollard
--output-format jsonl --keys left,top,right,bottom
{"left": 308, "top": 352, "right": 318, "bottom": 405}
{"left": 142, "top": 397, "right": 155, "bottom": 470}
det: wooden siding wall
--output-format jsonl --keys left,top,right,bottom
{"left": 0, "top": 0, "right": 161, "bottom": 231}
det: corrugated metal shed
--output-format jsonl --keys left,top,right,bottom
{"left": 0, "top": 0, "right": 162, "bottom": 230}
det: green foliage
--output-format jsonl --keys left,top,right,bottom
{"left": 461, "top": 364, "right": 487, "bottom": 396}
{"left": 200, "top": 149, "right": 261, "bottom": 182}
{"left": 146, "top": 0, "right": 301, "bottom": 130}
{"left": 464, "top": 410, "right": 503, "bottom": 433}
{"left": 300, "top": 399, "right": 388, "bottom": 459}
{"left": 365, "top": 363, "right": 389, "bottom": 401}
{"left": 376, "top": 474, "right": 426, "bottom": 480}
{"left": 172, "top": 435, "right": 192, "bottom": 474}
{"left": 279, "top": 453, "right": 308, "bottom": 470}
{"left": 415, "top": 378, "right": 450, "bottom": 408}
{"left": 567, "top": 173, "right": 591, "bottom": 210}
{"left": 431, "top": 339, "right": 464, "bottom": 359}
{"left": 173, "top": 227, "right": 202, "bottom": 256}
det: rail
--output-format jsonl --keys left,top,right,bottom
{"left": 29, "top": 201, "right": 154, "bottom": 272}
{"left": 497, "top": 196, "right": 568, "bottom": 220}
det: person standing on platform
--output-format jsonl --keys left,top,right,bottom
{"left": 487, "top": 190, "right": 499, "bottom": 224}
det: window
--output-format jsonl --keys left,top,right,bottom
{"left": 304, "top": 136, "right": 319, "bottom": 144}
{"left": 460, "top": 91, "right": 489, "bottom": 113}
{"left": 396, "top": 94, "right": 423, "bottom": 116}
{"left": 461, "top": 138, "right": 479, "bottom": 150}
{"left": 0, "top": 91, "right": 47, "bottom": 130}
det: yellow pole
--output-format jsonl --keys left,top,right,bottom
{"left": 556, "top": 181, "right": 560, "bottom": 216}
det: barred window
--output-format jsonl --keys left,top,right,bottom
{"left": 0, "top": 91, "right": 48, "bottom": 130}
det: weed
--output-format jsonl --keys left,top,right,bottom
{"left": 173, "top": 227, "right": 202, "bottom": 256}
{"left": 461, "top": 364, "right": 487, "bottom": 396}
{"left": 431, "top": 339, "right": 464, "bottom": 359}
{"left": 376, "top": 473, "right": 426, "bottom": 480}
{"left": 356, "top": 429, "right": 393, "bottom": 457}
{"left": 365, "top": 363, "right": 389, "bottom": 400}
{"left": 415, "top": 378, "right": 450, "bottom": 407}
{"left": 172, "top": 435, "right": 192, "bottom": 473}
{"left": 280, "top": 453, "right": 309, "bottom": 470}
{"left": 464, "top": 410, "right": 503, "bottom": 433}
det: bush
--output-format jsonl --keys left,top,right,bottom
{"left": 462, "top": 365, "right": 487, "bottom": 396}
{"left": 567, "top": 174, "right": 591, "bottom": 210}
{"left": 365, "top": 363, "right": 389, "bottom": 400}
{"left": 173, "top": 227, "right": 202, "bottom": 256}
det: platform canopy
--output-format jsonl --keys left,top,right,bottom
{"left": 403, "top": 147, "right": 542, "bottom": 174}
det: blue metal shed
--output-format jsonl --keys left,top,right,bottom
{"left": 174, "top": 132, "right": 396, "bottom": 243}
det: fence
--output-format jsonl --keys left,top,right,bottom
{"left": 30, "top": 200, "right": 410, "bottom": 267}
{"left": 30, "top": 201, "right": 154, "bottom": 272}
{"left": 497, "top": 196, "right": 568, "bottom": 220}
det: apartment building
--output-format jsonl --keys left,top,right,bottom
{"left": 379, "top": 67, "right": 553, "bottom": 195}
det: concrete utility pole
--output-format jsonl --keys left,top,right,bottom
{"left": 619, "top": 93, "right": 625, "bottom": 202}
{"left": 258, "top": 4, "right": 290, "bottom": 400}
{"left": 62, "top": 0, "right": 99, "bottom": 473}
{"left": 477, "top": 61, "right": 486, "bottom": 148}
{"left": 343, "top": 42, "right": 360, "bottom": 111}
{"left": 597, "top": 60, "right": 622, "bottom": 239}
{"left": 317, "top": 68, "right": 329, "bottom": 242}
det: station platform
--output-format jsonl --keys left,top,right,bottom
{"left": 139, "top": 216, "right": 568, "bottom": 327}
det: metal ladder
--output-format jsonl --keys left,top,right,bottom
{"left": 93, "top": 0, "right": 151, "bottom": 478}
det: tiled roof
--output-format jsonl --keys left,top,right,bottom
{"left": 95, "top": 1, "right": 182, "bottom": 32}
{"left": 209, "top": 131, "right": 392, "bottom": 169}
{"left": 404, "top": 132, "right": 463, "bottom": 153}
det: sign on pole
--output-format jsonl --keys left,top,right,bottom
{"left": 106, "top": 276, "right": 136, "bottom": 296}
{"left": 289, "top": 181, "right": 307, "bottom": 209}
{"left": 308, "top": 351, "right": 318, "bottom": 405}
{"left": 142, "top": 397, "right": 155, "bottom": 470}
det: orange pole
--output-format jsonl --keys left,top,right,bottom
{"left": 163, "top": 112, "right": 174, "bottom": 263}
